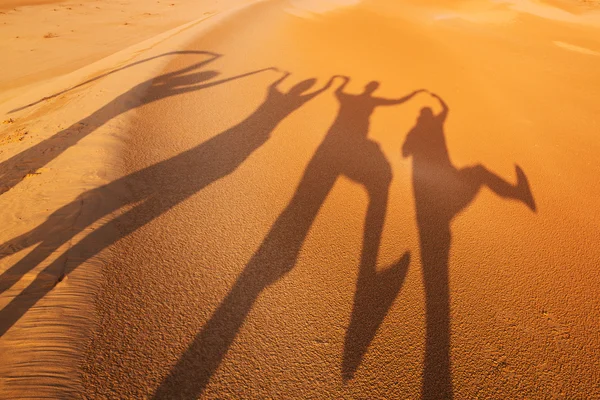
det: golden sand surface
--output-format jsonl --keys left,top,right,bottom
{"left": 1, "top": 0, "right": 599, "bottom": 398}
{"left": 1, "top": 0, "right": 64, "bottom": 9}
{"left": 0, "top": 1, "right": 257, "bottom": 398}
{"left": 0, "top": 0, "right": 253, "bottom": 93}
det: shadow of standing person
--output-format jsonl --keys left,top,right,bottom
{"left": 0, "top": 70, "right": 333, "bottom": 337}
{"left": 153, "top": 77, "right": 423, "bottom": 399}
{"left": 402, "top": 93, "right": 536, "bottom": 399}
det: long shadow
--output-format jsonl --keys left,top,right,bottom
{"left": 152, "top": 79, "right": 423, "bottom": 399}
{"left": 8, "top": 51, "right": 223, "bottom": 114}
{"left": 0, "top": 67, "right": 332, "bottom": 336}
{"left": 0, "top": 51, "right": 228, "bottom": 195}
{"left": 401, "top": 93, "right": 536, "bottom": 399}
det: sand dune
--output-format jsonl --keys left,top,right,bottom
{"left": 1, "top": 0, "right": 599, "bottom": 398}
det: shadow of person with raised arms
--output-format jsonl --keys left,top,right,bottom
{"left": 0, "top": 51, "right": 249, "bottom": 196}
{"left": 153, "top": 77, "right": 423, "bottom": 399}
{"left": 402, "top": 92, "right": 536, "bottom": 399}
{"left": 0, "top": 69, "right": 333, "bottom": 337}
{"left": 8, "top": 51, "right": 226, "bottom": 114}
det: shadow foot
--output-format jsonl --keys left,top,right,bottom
{"left": 515, "top": 164, "right": 536, "bottom": 211}
{"left": 342, "top": 251, "right": 410, "bottom": 381}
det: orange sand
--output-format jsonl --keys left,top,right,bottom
{"left": 1, "top": 0, "right": 599, "bottom": 398}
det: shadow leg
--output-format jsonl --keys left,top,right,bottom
{"left": 153, "top": 157, "right": 337, "bottom": 399}
{"left": 0, "top": 195, "right": 163, "bottom": 336}
{"left": 420, "top": 223, "right": 452, "bottom": 399}
{"left": 0, "top": 190, "right": 119, "bottom": 296}
{"left": 343, "top": 163, "right": 409, "bottom": 380}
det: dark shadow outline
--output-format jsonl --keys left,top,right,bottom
{"left": 152, "top": 79, "right": 424, "bottom": 399}
{"left": 402, "top": 92, "right": 536, "bottom": 399}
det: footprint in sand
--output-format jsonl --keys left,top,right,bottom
{"left": 541, "top": 309, "right": 571, "bottom": 340}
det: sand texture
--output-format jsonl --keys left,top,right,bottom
{"left": 1, "top": 0, "right": 600, "bottom": 398}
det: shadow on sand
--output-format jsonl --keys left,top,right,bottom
{"left": 402, "top": 92, "right": 536, "bottom": 399}
{"left": 0, "top": 51, "right": 242, "bottom": 195}
{"left": 2, "top": 59, "right": 420, "bottom": 396}
{"left": 0, "top": 56, "right": 336, "bottom": 337}
{"left": 1, "top": 54, "right": 537, "bottom": 398}
{"left": 152, "top": 78, "right": 423, "bottom": 399}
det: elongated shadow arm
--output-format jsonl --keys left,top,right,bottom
{"left": 164, "top": 67, "right": 278, "bottom": 96}
{"left": 267, "top": 71, "right": 290, "bottom": 93}
{"left": 431, "top": 93, "right": 449, "bottom": 122}
{"left": 9, "top": 51, "right": 222, "bottom": 113}
{"left": 376, "top": 89, "right": 424, "bottom": 106}
{"left": 335, "top": 76, "right": 350, "bottom": 97}
{"left": 153, "top": 53, "right": 222, "bottom": 84}
{"left": 301, "top": 76, "right": 336, "bottom": 100}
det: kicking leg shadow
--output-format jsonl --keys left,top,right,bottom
{"left": 403, "top": 93, "right": 537, "bottom": 399}
{"left": 458, "top": 164, "right": 536, "bottom": 212}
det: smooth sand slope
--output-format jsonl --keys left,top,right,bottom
{"left": 1, "top": 0, "right": 600, "bottom": 398}
{"left": 0, "top": 0, "right": 253, "bottom": 95}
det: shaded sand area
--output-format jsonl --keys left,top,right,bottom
{"left": 0, "top": 1, "right": 257, "bottom": 398}
{"left": 1, "top": 0, "right": 600, "bottom": 398}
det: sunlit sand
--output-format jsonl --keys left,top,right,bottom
{"left": 1, "top": 0, "right": 599, "bottom": 398}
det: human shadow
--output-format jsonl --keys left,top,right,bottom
{"left": 0, "top": 50, "right": 236, "bottom": 195}
{"left": 401, "top": 93, "right": 536, "bottom": 399}
{"left": 152, "top": 78, "right": 423, "bottom": 399}
{"left": 0, "top": 67, "right": 333, "bottom": 336}
{"left": 8, "top": 51, "right": 223, "bottom": 114}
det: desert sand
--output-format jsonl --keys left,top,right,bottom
{"left": 1, "top": 0, "right": 600, "bottom": 399}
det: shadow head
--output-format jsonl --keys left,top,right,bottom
{"left": 288, "top": 78, "right": 317, "bottom": 95}
{"left": 364, "top": 81, "right": 380, "bottom": 94}
{"left": 419, "top": 107, "right": 435, "bottom": 122}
